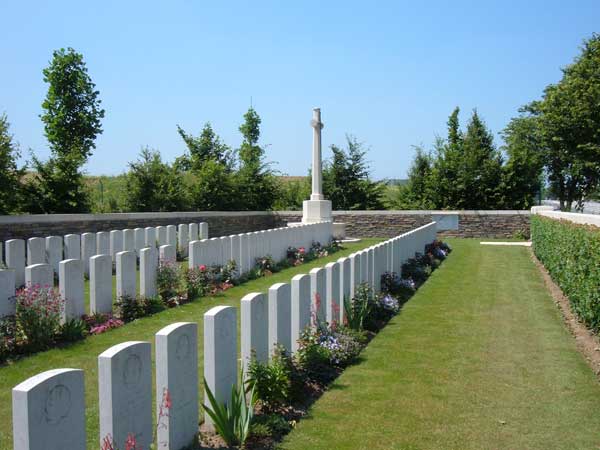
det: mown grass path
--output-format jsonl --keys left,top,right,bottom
{"left": 0, "top": 239, "right": 381, "bottom": 450}
{"left": 280, "top": 239, "right": 600, "bottom": 450}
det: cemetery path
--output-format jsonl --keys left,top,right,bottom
{"left": 0, "top": 239, "right": 382, "bottom": 450}
{"left": 280, "top": 239, "right": 600, "bottom": 450}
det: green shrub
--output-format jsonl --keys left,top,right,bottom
{"left": 246, "top": 346, "right": 292, "bottom": 411}
{"left": 114, "top": 295, "right": 144, "bottom": 322}
{"left": 202, "top": 371, "right": 255, "bottom": 447}
{"left": 344, "top": 283, "right": 374, "bottom": 331}
{"left": 531, "top": 215, "right": 600, "bottom": 331}
{"left": 58, "top": 318, "right": 87, "bottom": 342}
{"left": 15, "top": 285, "right": 63, "bottom": 351}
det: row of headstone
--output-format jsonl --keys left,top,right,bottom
{"left": 189, "top": 221, "right": 334, "bottom": 276}
{"left": 0, "top": 222, "right": 208, "bottom": 287}
{"left": 10, "top": 222, "right": 437, "bottom": 450}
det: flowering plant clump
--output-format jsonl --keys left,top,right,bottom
{"left": 15, "top": 284, "right": 63, "bottom": 351}
{"left": 88, "top": 315, "right": 124, "bottom": 335}
{"left": 378, "top": 294, "right": 400, "bottom": 313}
{"left": 286, "top": 246, "right": 307, "bottom": 266}
{"left": 381, "top": 271, "right": 417, "bottom": 303}
{"left": 0, "top": 316, "right": 18, "bottom": 362}
{"left": 255, "top": 255, "right": 276, "bottom": 277}
{"left": 156, "top": 259, "right": 185, "bottom": 305}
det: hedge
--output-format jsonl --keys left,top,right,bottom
{"left": 531, "top": 215, "right": 600, "bottom": 331}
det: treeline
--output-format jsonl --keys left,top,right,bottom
{"left": 0, "top": 48, "right": 382, "bottom": 215}
{"left": 396, "top": 33, "right": 600, "bottom": 212}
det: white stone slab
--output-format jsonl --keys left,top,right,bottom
{"left": 145, "top": 227, "right": 156, "bottom": 248}
{"left": 45, "top": 236, "right": 63, "bottom": 276}
{"left": 204, "top": 305, "right": 237, "bottom": 430}
{"left": 27, "top": 237, "right": 46, "bottom": 266}
{"left": 155, "top": 322, "right": 198, "bottom": 449}
{"left": 110, "top": 230, "right": 123, "bottom": 262}
{"left": 291, "top": 273, "right": 311, "bottom": 353}
{"left": 159, "top": 244, "right": 176, "bottom": 265}
{"left": 98, "top": 341, "right": 152, "bottom": 450}
{"left": 116, "top": 251, "right": 136, "bottom": 299}
{"left": 96, "top": 231, "right": 110, "bottom": 256}
{"left": 122, "top": 229, "right": 135, "bottom": 252}
{"left": 12, "top": 368, "right": 86, "bottom": 450}
{"left": 59, "top": 259, "right": 84, "bottom": 321}
{"left": 139, "top": 247, "right": 158, "bottom": 298}
{"left": 325, "top": 262, "right": 341, "bottom": 325}
{"left": 0, "top": 269, "right": 16, "bottom": 317}
{"left": 64, "top": 234, "right": 80, "bottom": 260}
{"left": 134, "top": 228, "right": 145, "bottom": 255}
{"left": 268, "top": 282, "right": 292, "bottom": 354}
{"left": 81, "top": 232, "right": 96, "bottom": 276}
{"left": 5, "top": 239, "right": 25, "bottom": 287}
{"left": 177, "top": 224, "right": 188, "bottom": 258}
{"left": 90, "top": 254, "right": 113, "bottom": 315}
{"left": 310, "top": 267, "right": 326, "bottom": 325}
{"left": 156, "top": 226, "right": 167, "bottom": 246}
{"left": 166, "top": 225, "right": 177, "bottom": 248}
{"left": 188, "top": 223, "right": 199, "bottom": 243}
{"left": 199, "top": 222, "right": 208, "bottom": 240}
{"left": 241, "top": 292, "right": 268, "bottom": 370}
{"left": 338, "top": 257, "right": 351, "bottom": 323}
{"left": 25, "top": 263, "right": 53, "bottom": 288}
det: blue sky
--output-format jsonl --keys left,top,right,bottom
{"left": 1, "top": 1, "right": 598, "bottom": 179}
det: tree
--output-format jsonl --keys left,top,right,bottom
{"left": 501, "top": 113, "right": 544, "bottom": 209}
{"left": 0, "top": 113, "right": 25, "bottom": 214}
{"left": 391, "top": 147, "right": 434, "bottom": 209}
{"left": 177, "top": 122, "right": 234, "bottom": 170}
{"left": 534, "top": 34, "right": 600, "bottom": 210}
{"left": 124, "top": 148, "right": 189, "bottom": 212}
{"left": 323, "top": 135, "right": 384, "bottom": 210}
{"left": 26, "top": 48, "right": 104, "bottom": 213}
{"left": 236, "top": 107, "right": 278, "bottom": 210}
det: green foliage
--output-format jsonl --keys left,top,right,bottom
{"left": 26, "top": 47, "right": 104, "bottom": 213}
{"left": 250, "top": 414, "right": 292, "bottom": 438}
{"left": 114, "top": 295, "right": 144, "bottom": 322}
{"left": 246, "top": 346, "right": 292, "bottom": 411}
{"left": 531, "top": 216, "right": 600, "bottom": 331}
{"left": 236, "top": 107, "right": 279, "bottom": 210}
{"left": 273, "top": 177, "right": 311, "bottom": 210}
{"left": 177, "top": 122, "right": 234, "bottom": 170}
{"left": 344, "top": 283, "right": 374, "bottom": 331}
{"left": 323, "top": 135, "right": 385, "bottom": 210}
{"left": 58, "top": 318, "right": 87, "bottom": 342}
{"left": 15, "top": 286, "right": 63, "bottom": 352}
{"left": 202, "top": 371, "right": 255, "bottom": 447}
{"left": 124, "top": 147, "right": 189, "bottom": 212}
{"left": 0, "top": 113, "right": 25, "bottom": 214}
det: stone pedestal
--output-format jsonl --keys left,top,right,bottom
{"left": 302, "top": 199, "right": 332, "bottom": 223}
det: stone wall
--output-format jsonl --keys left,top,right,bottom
{"left": 278, "top": 210, "right": 531, "bottom": 239}
{"left": 0, "top": 212, "right": 280, "bottom": 242}
{"left": 0, "top": 210, "right": 531, "bottom": 242}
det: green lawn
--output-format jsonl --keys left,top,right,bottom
{"left": 280, "top": 239, "right": 600, "bottom": 450}
{"left": 0, "top": 239, "right": 381, "bottom": 450}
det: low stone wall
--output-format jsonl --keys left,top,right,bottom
{"left": 0, "top": 210, "right": 531, "bottom": 242}
{"left": 0, "top": 212, "right": 280, "bottom": 241}
{"left": 277, "top": 210, "right": 531, "bottom": 239}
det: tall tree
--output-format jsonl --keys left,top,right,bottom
{"left": 0, "top": 113, "right": 25, "bottom": 214}
{"left": 534, "top": 34, "right": 600, "bottom": 210}
{"left": 177, "top": 122, "right": 234, "bottom": 170}
{"left": 26, "top": 48, "right": 104, "bottom": 213}
{"left": 236, "top": 107, "right": 278, "bottom": 210}
{"left": 323, "top": 135, "right": 384, "bottom": 210}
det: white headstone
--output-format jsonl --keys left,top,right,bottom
{"left": 166, "top": 225, "right": 177, "bottom": 248}
{"left": 81, "top": 232, "right": 96, "bottom": 276}
{"left": 291, "top": 273, "right": 311, "bottom": 353}
{"left": 45, "top": 236, "right": 63, "bottom": 276}
{"left": 325, "top": 262, "right": 341, "bottom": 325}
{"left": 0, "top": 269, "right": 16, "bottom": 317}
{"left": 338, "top": 257, "right": 351, "bottom": 323}
{"left": 204, "top": 306, "right": 237, "bottom": 430}
{"left": 310, "top": 267, "right": 326, "bottom": 325}
{"left": 188, "top": 223, "right": 198, "bottom": 243}
{"left": 156, "top": 226, "right": 167, "bottom": 246}
{"left": 134, "top": 228, "right": 145, "bottom": 255}
{"left": 145, "top": 227, "right": 156, "bottom": 248}
{"left": 199, "top": 222, "right": 209, "bottom": 240}
{"left": 110, "top": 230, "right": 123, "bottom": 262}
{"left": 268, "top": 282, "right": 292, "bottom": 354}
{"left": 241, "top": 292, "right": 268, "bottom": 370}
{"left": 64, "top": 234, "right": 80, "bottom": 260}
{"left": 27, "top": 237, "right": 46, "bottom": 266}
{"left": 59, "top": 259, "right": 84, "bottom": 321}
{"left": 159, "top": 245, "right": 176, "bottom": 265}
{"left": 12, "top": 368, "right": 86, "bottom": 450}
{"left": 177, "top": 224, "right": 188, "bottom": 258}
{"left": 116, "top": 251, "right": 136, "bottom": 299}
{"left": 90, "top": 254, "right": 112, "bottom": 315}
{"left": 96, "top": 231, "right": 110, "bottom": 256}
{"left": 155, "top": 322, "right": 198, "bottom": 449}
{"left": 139, "top": 247, "right": 158, "bottom": 299}
{"left": 98, "top": 341, "right": 152, "bottom": 450}
{"left": 229, "top": 235, "right": 241, "bottom": 274}
{"left": 25, "top": 263, "right": 53, "bottom": 288}
{"left": 5, "top": 239, "right": 25, "bottom": 287}
{"left": 123, "top": 229, "right": 135, "bottom": 253}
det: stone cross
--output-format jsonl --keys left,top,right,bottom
{"left": 310, "top": 108, "right": 324, "bottom": 201}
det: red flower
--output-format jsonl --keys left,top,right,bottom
{"left": 199, "top": 264, "right": 207, "bottom": 272}
{"left": 125, "top": 433, "right": 140, "bottom": 450}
